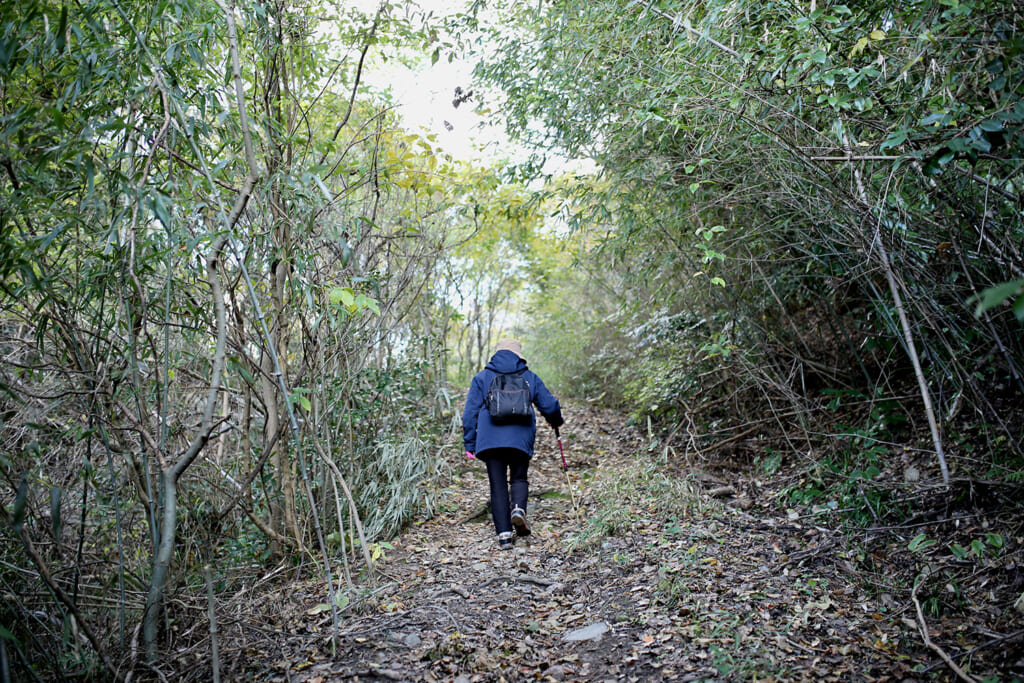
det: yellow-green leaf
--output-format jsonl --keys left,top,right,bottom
{"left": 329, "top": 287, "right": 355, "bottom": 307}
{"left": 848, "top": 37, "right": 869, "bottom": 58}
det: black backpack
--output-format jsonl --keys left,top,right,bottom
{"left": 485, "top": 372, "right": 533, "bottom": 425}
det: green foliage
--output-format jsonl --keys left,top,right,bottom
{"left": 970, "top": 278, "right": 1024, "bottom": 323}
{"left": 782, "top": 420, "right": 903, "bottom": 527}
{"left": 521, "top": 235, "right": 636, "bottom": 403}
{"left": 619, "top": 309, "right": 733, "bottom": 422}
{"left": 908, "top": 533, "right": 938, "bottom": 553}
{"left": 468, "top": 0, "right": 1024, "bottom": 488}
{"left": 439, "top": 168, "right": 559, "bottom": 384}
{"left": 567, "top": 461, "right": 701, "bottom": 551}
{"left": 328, "top": 286, "right": 381, "bottom": 316}
{"left": 949, "top": 532, "right": 1005, "bottom": 561}
{"left": 1, "top": 0, "right": 1021, "bottom": 675}
{"left": 0, "top": 0, "right": 470, "bottom": 675}
{"left": 756, "top": 450, "right": 784, "bottom": 476}
{"left": 310, "top": 356, "right": 448, "bottom": 546}
{"left": 348, "top": 434, "right": 440, "bottom": 542}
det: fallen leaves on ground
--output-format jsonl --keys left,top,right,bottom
{"left": 218, "top": 405, "right": 1021, "bottom": 682}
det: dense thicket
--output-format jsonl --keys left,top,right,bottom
{"left": 476, "top": 0, "right": 1023, "bottom": 485}
{"left": 0, "top": 0, "right": 554, "bottom": 678}
{"left": 3, "top": 0, "right": 1023, "bottom": 678}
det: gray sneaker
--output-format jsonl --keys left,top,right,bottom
{"left": 511, "top": 506, "right": 531, "bottom": 537}
{"left": 497, "top": 531, "right": 515, "bottom": 550}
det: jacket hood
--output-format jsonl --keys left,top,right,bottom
{"left": 485, "top": 349, "right": 528, "bottom": 374}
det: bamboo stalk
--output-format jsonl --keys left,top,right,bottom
{"left": 843, "top": 132, "right": 950, "bottom": 486}
{"left": 203, "top": 566, "right": 221, "bottom": 683}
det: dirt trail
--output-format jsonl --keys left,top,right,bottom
{"left": 240, "top": 406, "right": 1012, "bottom": 682}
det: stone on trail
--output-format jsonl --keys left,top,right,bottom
{"left": 561, "top": 621, "right": 610, "bottom": 642}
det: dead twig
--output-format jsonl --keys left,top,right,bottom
{"left": 478, "top": 574, "right": 554, "bottom": 589}
{"left": 0, "top": 506, "right": 121, "bottom": 682}
{"left": 443, "top": 585, "right": 471, "bottom": 600}
{"left": 782, "top": 541, "right": 837, "bottom": 567}
{"left": 920, "top": 629, "right": 1024, "bottom": 673}
{"left": 706, "top": 485, "right": 737, "bottom": 498}
{"left": 911, "top": 571, "right": 979, "bottom": 683}
{"left": 204, "top": 565, "right": 221, "bottom": 683}
{"left": 704, "top": 424, "right": 764, "bottom": 454}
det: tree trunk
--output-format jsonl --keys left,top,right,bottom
{"left": 143, "top": 469, "right": 177, "bottom": 661}
{"left": 143, "top": 235, "right": 230, "bottom": 659}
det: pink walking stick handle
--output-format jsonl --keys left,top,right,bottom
{"left": 557, "top": 436, "right": 568, "bottom": 471}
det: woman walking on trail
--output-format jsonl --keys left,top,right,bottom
{"left": 462, "top": 338, "right": 564, "bottom": 550}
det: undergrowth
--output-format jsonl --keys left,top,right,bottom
{"left": 566, "top": 458, "right": 707, "bottom": 552}
{"left": 350, "top": 434, "right": 441, "bottom": 541}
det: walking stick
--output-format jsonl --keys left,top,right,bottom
{"left": 556, "top": 427, "right": 582, "bottom": 523}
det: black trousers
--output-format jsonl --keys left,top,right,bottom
{"left": 480, "top": 448, "right": 530, "bottom": 535}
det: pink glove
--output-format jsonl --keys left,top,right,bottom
{"left": 466, "top": 451, "right": 476, "bottom": 460}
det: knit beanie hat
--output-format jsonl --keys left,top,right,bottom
{"left": 495, "top": 338, "right": 524, "bottom": 359}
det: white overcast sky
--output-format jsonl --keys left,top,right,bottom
{"left": 350, "top": 0, "right": 516, "bottom": 163}
{"left": 348, "top": 0, "right": 596, "bottom": 176}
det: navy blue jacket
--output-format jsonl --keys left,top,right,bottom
{"left": 462, "top": 350, "right": 564, "bottom": 458}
